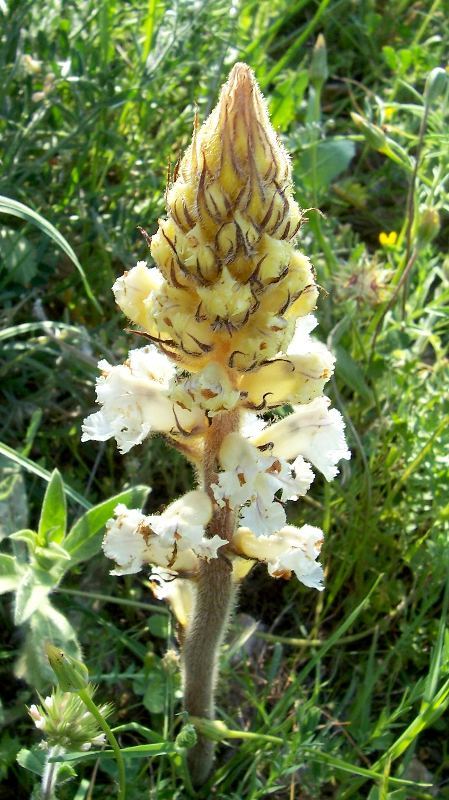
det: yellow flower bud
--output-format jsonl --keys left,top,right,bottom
{"left": 115, "top": 62, "right": 319, "bottom": 391}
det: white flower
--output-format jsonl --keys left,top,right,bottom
{"left": 240, "top": 496, "right": 286, "bottom": 538}
{"left": 147, "top": 491, "right": 213, "bottom": 551}
{"left": 91, "top": 734, "right": 107, "bottom": 747}
{"left": 103, "top": 491, "right": 226, "bottom": 576}
{"left": 112, "top": 262, "right": 164, "bottom": 328}
{"left": 212, "top": 434, "right": 313, "bottom": 537}
{"left": 29, "top": 704, "right": 46, "bottom": 730}
{"left": 286, "top": 314, "right": 319, "bottom": 354}
{"left": 234, "top": 524, "right": 324, "bottom": 590}
{"left": 103, "top": 504, "right": 149, "bottom": 575}
{"left": 81, "top": 346, "right": 204, "bottom": 453}
{"left": 195, "top": 534, "right": 228, "bottom": 559}
{"left": 240, "top": 411, "right": 267, "bottom": 439}
{"left": 212, "top": 433, "right": 261, "bottom": 508}
{"left": 251, "top": 396, "right": 350, "bottom": 481}
{"left": 150, "top": 569, "right": 195, "bottom": 627}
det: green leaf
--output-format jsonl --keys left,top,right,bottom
{"left": 9, "top": 529, "right": 37, "bottom": 548}
{"left": 335, "top": 345, "right": 374, "bottom": 402}
{"left": 14, "top": 567, "right": 53, "bottom": 625}
{"left": 382, "top": 45, "right": 398, "bottom": 71}
{"left": 35, "top": 542, "right": 72, "bottom": 562}
{"left": 16, "top": 745, "right": 47, "bottom": 776}
{"left": 0, "top": 442, "right": 91, "bottom": 510}
{"left": 64, "top": 485, "right": 150, "bottom": 567}
{"left": 0, "top": 227, "right": 38, "bottom": 286}
{"left": 15, "top": 601, "right": 81, "bottom": 690}
{"left": 38, "top": 469, "right": 67, "bottom": 546}
{"left": 0, "top": 195, "right": 100, "bottom": 311}
{"left": 50, "top": 741, "right": 174, "bottom": 764}
{"left": 296, "top": 138, "right": 356, "bottom": 192}
{"left": 143, "top": 667, "right": 167, "bottom": 714}
{"left": 269, "top": 71, "right": 309, "bottom": 131}
{"left": 0, "top": 457, "right": 29, "bottom": 541}
{"left": 147, "top": 614, "right": 170, "bottom": 639}
{"left": 0, "top": 554, "right": 21, "bottom": 594}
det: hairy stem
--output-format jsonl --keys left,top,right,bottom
{"left": 42, "top": 745, "right": 64, "bottom": 800}
{"left": 183, "top": 558, "right": 235, "bottom": 784}
{"left": 182, "top": 410, "right": 239, "bottom": 786}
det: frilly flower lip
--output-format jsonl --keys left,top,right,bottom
{"left": 212, "top": 433, "right": 314, "bottom": 537}
{"left": 81, "top": 345, "right": 206, "bottom": 454}
{"left": 251, "top": 395, "right": 351, "bottom": 481}
{"left": 233, "top": 524, "right": 324, "bottom": 590}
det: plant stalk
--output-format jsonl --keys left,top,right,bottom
{"left": 182, "top": 410, "right": 239, "bottom": 786}
{"left": 78, "top": 688, "right": 126, "bottom": 800}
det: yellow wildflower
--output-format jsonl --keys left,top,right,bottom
{"left": 379, "top": 230, "right": 398, "bottom": 247}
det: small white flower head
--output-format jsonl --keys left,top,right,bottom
{"left": 27, "top": 686, "right": 112, "bottom": 751}
{"left": 251, "top": 396, "right": 351, "bottom": 481}
{"left": 212, "top": 433, "right": 314, "bottom": 537}
{"left": 21, "top": 54, "right": 42, "bottom": 75}
{"left": 81, "top": 346, "right": 204, "bottom": 454}
{"left": 170, "top": 363, "right": 241, "bottom": 417}
{"left": 91, "top": 733, "right": 107, "bottom": 746}
{"left": 234, "top": 524, "right": 324, "bottom": 590}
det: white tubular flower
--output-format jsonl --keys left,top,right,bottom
{"left": 212, "top": 433, "right": 261, "bottom": 508}
{"left": 81, "top": 346, "right": 204, "bottom": 454}
{"left": 91, "top": 734, "right": 107, "bottom": 746}
{"left": 147, "top": 491, "right": 214, "bottom": 551}
{"left": 103, "top": 492, "right": 226, "bottom": 576}
{"left": 239, "top": 317, "right": 335, "bottom": 408}
{"left": 150, "top": 569, "right": 195, "bottom": 628}
{"left": 112, "top": 261, "right": 164, "bottom": 329}
{"left": 234, "top": 524, "right": 324, "bottom": 590}
{"left": 239, "top": 496, "right": 287, "bottom": 539}
{"left": 212, "top": 434, "right": 314, "bottom": 537}
{"left": 103, "top": 504, "right": 150, "bottom": 575}
{"left": 251, "top": 396, "right": 351, "bottom": 481}
{"left": 29, "top": 704, "right": 46, "bottom": 730}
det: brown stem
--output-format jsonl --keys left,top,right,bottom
{"left": 182, "top": 410, "right": 239, "bottom": 786}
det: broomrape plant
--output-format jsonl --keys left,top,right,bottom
{"left": 82, "top": 63, "right": 350, "bottom": 785}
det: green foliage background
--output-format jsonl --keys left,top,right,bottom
{"left": 0, "top": 0, "right": 448, "bottom": 797}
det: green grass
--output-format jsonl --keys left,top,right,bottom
{"left": 1, "top": 0, "right": 449, "bottom": 797}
